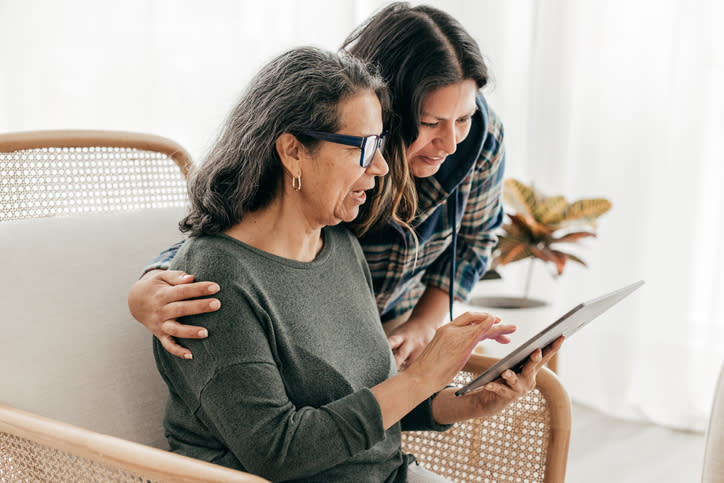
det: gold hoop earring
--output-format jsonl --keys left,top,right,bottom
{"left": 292, "top": 174, "right": 302, "bottom": 191}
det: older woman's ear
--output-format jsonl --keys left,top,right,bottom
{"left": 275, "top": 133, "right": 305, "bottom": 175}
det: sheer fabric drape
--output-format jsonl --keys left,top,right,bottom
{"left": 523, "top": 0, "right": 724, "bottom": 431}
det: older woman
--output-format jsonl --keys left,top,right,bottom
{"left": 155, "top": 46, "right": 559, "bottom": 482}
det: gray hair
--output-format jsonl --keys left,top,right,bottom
{"left": 180, "top": 46, "right": 389, "bottom": 236}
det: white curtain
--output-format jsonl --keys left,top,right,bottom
{"left": 0, "top": 0, "right": 389, "bottom": 159}
{"left": 434, "top": 0, "right": 724, "bottom": 432}
{"left": 521, "top": 0, "right": 724, "bottom": 431}
{"left": 2, "top": 0, "right": 722, "bottom": 431}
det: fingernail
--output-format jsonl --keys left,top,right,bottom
{"left": 198, "top": 329, "right": 208, "bottom": 338}
{"left": 208, "top": 284, "right": 219, "bottom": 293}
{"left": 485, "top": 384, "right": 494, "bottom": 390}
{"left": 181, "top": 274, "right": 192, "bottom": 280}
{"left": 184, "top": 353, "right": 193, "bottom": 360}
{"left": 504, "top": 370, "right": 514, "bottom": 377}
{"left": 209, "top": 300, "right": 221, "bottom": 309}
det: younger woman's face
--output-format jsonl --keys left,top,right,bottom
{"left": 405, "top": 79, "right": 478, "bottom": 178}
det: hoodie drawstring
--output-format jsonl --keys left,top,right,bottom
{"left": 447, "top": 188, "right": 458, "bottom": 322}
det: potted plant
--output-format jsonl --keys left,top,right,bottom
{"left": 476, "top": 178, "right": 612, "bottom": 308}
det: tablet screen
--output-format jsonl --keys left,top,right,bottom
{"left": 455, "top": 280, "right": 644, "bottom": 396}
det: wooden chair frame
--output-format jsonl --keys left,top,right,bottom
{"left": 0, "top": 129, "right": 192, "bottom": 177}
{"left": 465, "top": 354, "right": 570, "bottom": 482}
{"left": 0, "top": 404, "right": 268, "bottom": 483}
{"left": 402, "top": 354, "right": 571, "bottom": 483}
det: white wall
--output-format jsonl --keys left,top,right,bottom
{"left": 0, "top": 1, "right": 537, "bottom": 172}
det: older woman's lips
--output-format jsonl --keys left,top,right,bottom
{"left": 350, "top": 190, "right": 367, "bottom": 203}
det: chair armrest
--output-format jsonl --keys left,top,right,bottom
{"left": 463, "top": 354, "right": 572, "bottom": 482}
{"left": 0, "top": 403, "right": 268, "bottom": 483}
{"left": 402, "top": 353, "right": 571, "bottom": 483}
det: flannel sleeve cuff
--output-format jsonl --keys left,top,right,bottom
{"left": 140, "top": 240, "right": 185, "bottom": 277}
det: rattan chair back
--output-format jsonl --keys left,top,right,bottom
{"left": 0, "top": 129, "right": 191, "bottom": 223}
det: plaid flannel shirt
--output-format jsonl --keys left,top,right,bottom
{"left": 360, "top": 94, "right": 505, "bottom": 321}
{"left": 145, "top": 94, "right": 505, "bottom": 322}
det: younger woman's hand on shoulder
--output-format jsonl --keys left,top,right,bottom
{"left": 127, "top": 269, "right": 221, "bottom": 359}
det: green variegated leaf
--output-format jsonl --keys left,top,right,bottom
{"left": 534, "top": 195, "right": 568, "bottom": 225}
{"left": 555, "top": 198, "right": 611, "bottom": 227}
{"left": 503, "top": 178, "right": 536, "bottom": 218}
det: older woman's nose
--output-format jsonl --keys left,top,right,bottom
{"left": 366, "top": 148, "right": 389, "bottom": 176}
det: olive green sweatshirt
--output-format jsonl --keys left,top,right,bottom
{"left": 154, "top": 226, "right": 449, "bottom": 482}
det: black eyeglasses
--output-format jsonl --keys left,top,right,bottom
{"left": 301, "top": 130, "right": 387, "bottom": 168}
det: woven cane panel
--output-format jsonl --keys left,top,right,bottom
{"left": 0, "top": 431, "right": 157, "bottom": 483}
{"left": 0, "top": 146, "right": 187, "bottom": 223}
{"left": 401, "top": 371, "right": 550, "bottom": 483}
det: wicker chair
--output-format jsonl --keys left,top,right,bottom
{"left": 0, "top": 130, "right": 269, "bottom": 481}
{"left": 0, "top": 129, "right": 192, "bottom": 223}
{"left": 0, "top": 130, "right": 570, "bottom": 483}
{"left": 402, "top": 354, "right": 570, "bottom": 483}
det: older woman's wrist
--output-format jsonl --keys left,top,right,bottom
{"left": 430, "top": 387, "right": 472, "bottom": 425}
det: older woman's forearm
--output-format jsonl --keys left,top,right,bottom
{"left": 370, "top": 371, "right": 437, "bottom": 429}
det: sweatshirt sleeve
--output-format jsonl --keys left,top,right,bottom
{"left": 400, "top": 395, "right": 454, "bottom": 432}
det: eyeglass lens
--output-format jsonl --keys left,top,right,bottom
{"left": 362, "top": 135, "right": 385, "bottom": 167}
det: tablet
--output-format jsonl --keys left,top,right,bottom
{"left": 455, "top": 280, "right": 644, "bottom": 396}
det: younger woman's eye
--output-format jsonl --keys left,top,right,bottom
{"left": 456, "top": 116, "right": 471, "bottom": 124}
{"left": 420, "top": 121, "right": 438, "bottom": 128}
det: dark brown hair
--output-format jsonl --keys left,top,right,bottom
{"left": 342, "top": 2, "right": 489, "bottom": 235}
